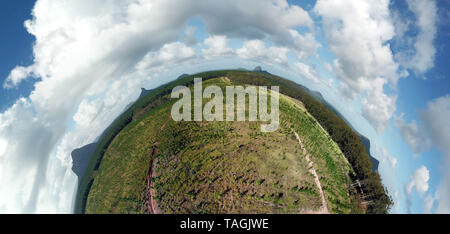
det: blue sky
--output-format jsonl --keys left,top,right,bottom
{"left": 0, "top": 0, "right": 35, "bottom": 112}
{"left": 0, "top": 0, "right": 448, "bottom": 214}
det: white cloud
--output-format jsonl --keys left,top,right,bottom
{"left": 199, "top": 0, "right": 313, "bottom": 39}
{"left": 314, "top": 0, "right": 401, "bottom": 132}
{"left": 136, "top": 42, "right": 196, "bottom": 72}
{"left": 378, "top": 147, "right": 398, "bottom": 170}
{"left": 424, "top": 194, "right": 435, "bottom": 214}
{"left": 293, "top": 62, "right": 321, "bottom": 83}
{"left": 237, "top": 40, "right": 288, "bottom": 65}
{"left": 406, "top": 165, "right": 430, "bottom": 196}
{"left": 323, "top": 62, "right": 333, "bottom": 73}
{"left": 3, "top": 66, "right": 34, "bottom": 89}
{"left": 392, "top": 10, "right": 412, "bottom": 41}
{"left": 405, "top": 165, "right": 431, "bottom": 213}
{"left": 0, "top": 98, "right": 71, "bottom": 213}
{"left": 276, "top": 0, "right": 313, "bottom": 28}
{"left": 361, "top": 78, "right": 397, "bottom": 133}
{"left": 420, "top": 95, "right": 450, "bottom": 158}
{"left": 287, "top": 29, "right": 321, "bottom": 60}
{"left": 394, "top": 115, "right": 431, "bottom": 154}
{"left": 420, "top": 95, "right": 450, "bottom": 213}
{"left": 314, "top": 0, "right": 399, "bottom": 86}
{"left": 435, "top": 173, "right": 450, "bottom": 213}
{"left": 388, "top": 157, "right": 398, "bottom": 170}
{"left": 202, "top": 35, "right": 233, "bottom": 59}
{"left": 73, "top": 99, "right": 104, "bottom": 127}
{"left": 395, "top": 0, "right": 437, "bottom": 74}
{"left": 5, "top": 0, "right": 316, "bottom": 91}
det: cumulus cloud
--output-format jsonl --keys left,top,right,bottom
{"left": 435, "top": 174, "right": 450, "bottom": 213}
{"left": 0, "top": 0, "right": 319, "bottom": 213}
{"left": 361, "top": 79, "right": 397, "bottom": 133}
{"left": 323, "top": 62, "right": 333, "bottom": 73}
{"left": 388, "top": 157, "right": 398, "bottom": 170}
{"left": 195, "top": 0, "right": 319, "bottom": 60}
{"left": 293, "top": 62, "right": 321, "bottom": 83}
{"left": 202, "top": 35, "right": 234, "bottom": 59}
{"left": 3, "top": 66, "right": 34, "bottom": 89}
{"left": 136, "top": 42, "right": 196, "bottom": 72}
{"left": 73, "top": 99, "right": 104, "bottom": 127}
{"left": 0, "top": 98, "right": 69, "bottom": 213}
{"left": 424, "top": 194, "right": 435, "bottom": 214}
{"left": 200, "top": 0, "right": 313, "bottom": 40}
{"left": 420, "top": 95, "right": 450, "bottom": 213}
{"left": 237, "top": 40, "right": 288, "bottom": 65}
{"left": 395, "top": 0, "right": 437, "bottom": 75}
{"left": 394, "top": 115, "right": 431, "bottom": 154}
{"left": 287, "top": 30, "right": 321, "bottom": 60}
{"left": 314, "top": 0, "right": 401, "bottom": 133}
{"left": 406, "top": 165, "right": 430, "bottom": 196}
{"left": 5, "top": 0, "right": 317, "bottom": 90}
{"left": 405, "top": 165, "right": 430, "bottom": 213}
{"left": 420, "top": 95, "right": 450, "bottom": 158}
{"left": 378, "top": 147, "right": 398, "bottom": 170}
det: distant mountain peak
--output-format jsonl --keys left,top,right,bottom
{"left": 252, "top": 66, "right": 271, "bottom": 75}
{"left": 253, "top": 66, "right": 263, "bottom": 72}
{"left": 71, "top": 143, "right": 97, "bottom": 181}
{"left": 177, "top": 73, "right": 190, "bottom": 80}
{"left": 138, "top": 88, "right": 152, "bottom": 99}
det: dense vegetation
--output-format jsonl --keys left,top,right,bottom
{"left": 75, "top": 70, "right": 392, "bottom": 214}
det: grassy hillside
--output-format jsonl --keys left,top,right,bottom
{"left": 85, "top": 77, "right": 358, "bottom": 214}
{"left": 74, "top": 71, "right": 229, "bottom": 213}
{"left": 75, "top": 70, "right": 392, "bottom": 214}
{"left": 226, "top": 71, "right": 392, "bottom": 213}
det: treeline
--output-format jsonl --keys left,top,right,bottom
{"left": 226, "top": 71, "right": 393, "bottom": 213}
{"left": 74, "top": 70, "right": 230, "bottom": 213}
{"left": 74, "top": 107, "right": 133, "bottom": 213}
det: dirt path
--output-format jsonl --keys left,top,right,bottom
{"left": 292, "top": 129, "right": 329, "bottom": 214}
{"left": 146, "top": 150, "right": 159, "bottom": 214}
{"left": 145, "top": 120, "right": 169, "bottom": 214}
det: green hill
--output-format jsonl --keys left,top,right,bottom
{"left": 75, "top": 70, "right": 392, "bottom": 214}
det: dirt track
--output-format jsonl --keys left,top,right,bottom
{"left": 292, "top": 129, "right": 329, "bottom": 214}
{"left": 145, "top": 120, "right": 169, "bottom": 214}
{"left": 146, "top": 153, "right": 159, "bottom": 214}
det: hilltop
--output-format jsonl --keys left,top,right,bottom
{"left": 74, "top": 69, "right": 392, "bottom": 214}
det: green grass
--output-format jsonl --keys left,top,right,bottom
{"left": 280, "top": 95, "right": 354, "bottom": 213}
{"left": 84, "top": 77, "right": 357, "bottom": 214}
{"left": 74, "top": 71, "right": 229, "bottom": 213}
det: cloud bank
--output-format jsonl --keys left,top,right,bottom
{"left": 314, "top": 0, "right": 400, "bottom": 133}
